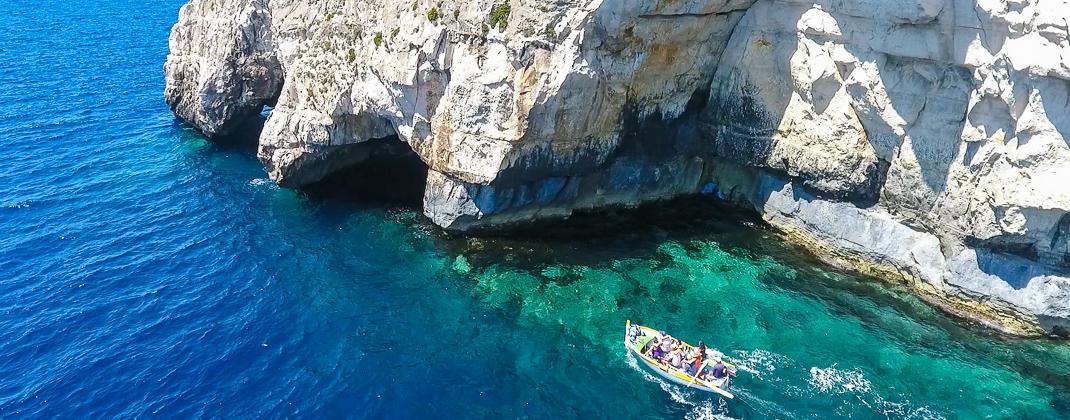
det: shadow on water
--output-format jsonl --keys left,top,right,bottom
{"left": 170, "top": 113, "right": 265, "bottom": 154}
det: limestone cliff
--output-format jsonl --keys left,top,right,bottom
{"left": 164, "top": 0, "right": 1070, "bottom": 336}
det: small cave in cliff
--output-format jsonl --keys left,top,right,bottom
{"left": 204, "top": 106, "right": 275, "bottom": 151}
{"left": 301, "top": 136, "right": 429, "bottom": 208}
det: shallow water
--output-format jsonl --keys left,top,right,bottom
{"left": 1, "top": 0, "right": 1069, "bottom": 418}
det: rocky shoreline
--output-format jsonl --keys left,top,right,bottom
{"left": 705, "top": 160, "right": 1063, "bottom": 337}
{"left": 164, "top": 0, "right": 1069, "bottom": 336}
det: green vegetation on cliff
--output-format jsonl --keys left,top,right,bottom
{"left": 488, "top": 3, "right": 510, "bottom": 30}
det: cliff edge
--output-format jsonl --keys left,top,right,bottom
{"left": 165, "top": 0, "right": 1070, "bottom": 337}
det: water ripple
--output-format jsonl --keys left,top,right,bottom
{"left": 1, "top": 0, "right": 1069, "bottom": 418}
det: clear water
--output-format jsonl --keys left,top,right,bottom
{"left": 2, "top": 0, "right": 1069, "bottom": 418}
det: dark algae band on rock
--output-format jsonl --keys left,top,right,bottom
{"left": 164, "top": 0, "right": 1070, "bottom": 337}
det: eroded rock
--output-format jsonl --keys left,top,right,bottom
{"left": 165, "top": 0, "right": 1070, "bottom": 336}
{"left": 164, "top": 0, "right": 283, "bottom": 138}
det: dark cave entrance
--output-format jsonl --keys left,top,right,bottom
{"left": 205, "top": 106, "right": 275, "bottom": 151}
{"left": 301, "top": 136, "right": 429, "bottom": 208}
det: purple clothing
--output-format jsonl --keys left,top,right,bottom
{"left": 659, "top": 339, "right": 673, "bottom": 353}
{"left": 712, "top": 363, "right": 728, "bottom": 379}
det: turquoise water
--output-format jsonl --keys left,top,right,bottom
{"left": 2, "top": 0, "right": 1069, "bottom": 418}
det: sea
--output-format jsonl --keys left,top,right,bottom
{"left": 1, "top": 0, "right": 1069, "bottom": 418}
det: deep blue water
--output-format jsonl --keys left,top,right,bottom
{"left": 2, "top": 1, "right": 1070, "bottom": 418}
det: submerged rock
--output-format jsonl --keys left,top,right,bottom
{"left": 164, "top": 0, "right": 1070, "bottom": 336}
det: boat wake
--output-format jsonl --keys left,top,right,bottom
{"left": 625, "top": 352, "right": 697, "bottom": 406}
{"left": 808, "top": 366, "right": 871, "bottom": 394}
{"left": 625, "top": 353, "right": 740, "bottom": 420}
{"left": 730, "top": 349, "right": 787, "bottom": 380}
{"left": 808, "top": 365, "right": 945, "bottom": 420}
{"left": 684, "top": 399, "right": 737, "bottom": 420}
{"left": 656, "top": 349, "right": 943, "bottom": 419}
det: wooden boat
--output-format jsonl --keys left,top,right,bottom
{"left": 624, "top": 320, "right": 736, "bottom": 399}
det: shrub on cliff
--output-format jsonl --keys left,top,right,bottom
{"left": 488, "top": 3, "right": 510, "bottom": 30}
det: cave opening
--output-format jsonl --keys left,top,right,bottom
{"left": 205, "top": 105, "right": 275, "bottom": 151}
{"left": 300, "top": 136, "right": 429, "bottom": 208}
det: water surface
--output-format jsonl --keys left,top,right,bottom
{"left": 1, "top": 0, "right": 1069, "bottom": 418}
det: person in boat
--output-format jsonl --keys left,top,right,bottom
{"left": 710, "top": 359, "right": 729, "bottom": 380}
{"left": 684, "top": 350, "right": 697, "bottom": 375}
{"left": 655, "top": 332, "right": 674, "bottom": 362}
{"left": 649, "top": 333, "right": 663, "bottom": 359}
{"left": 685, "top": 341, "right": 707, "bottom": 376}
{"left": 668, "top": 347, "right": 685, "bottom": 370}
{"left": 629, "top": 324, "right": 643, "bottom": 341}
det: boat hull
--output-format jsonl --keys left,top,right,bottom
{"left": 624, "top": 321, "right": 735, "bottom": 399}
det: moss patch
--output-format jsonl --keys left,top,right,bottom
{"left": 488, "top": 3, "right": 510, "bottom": 31}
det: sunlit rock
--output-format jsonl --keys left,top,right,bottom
{"left": 165, "top": 0, "right": 1070, "bottom": 336}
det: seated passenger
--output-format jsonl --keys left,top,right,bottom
{"left": 659, "top": 332, "right": 673, "bottom": 351}
{"left": 650, "top": 337, "right": 664, "bottom": 359}
{"left": 684, "top": 349, "right": 699, "bottom": 375}
{"left": 668, "top": 349, "right": 685, "bottom": 370}
{"left": 657, "top": 332, "right": 673, "bottom": 362}
{"left": 711, "top": 360, "right": 728, "bottom": 380}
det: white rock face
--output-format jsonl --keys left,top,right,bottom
{"left": 164, "top": 0, "right": 1070, "bottom": 335}
{"left": 694, "top": 0, "right": 1070, "bottom": 334}
{"left": 164, "top": 0, "right": 283, "bottom": 137}
{"left": 246, "top": 0, "right": 754, "bottom": 190}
